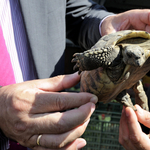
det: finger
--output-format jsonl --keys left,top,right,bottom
{"left": 128, "top": 10, "right": 150, "bottom": 31}
{"left": 40, "top": 119, "right": 90, "bottom": 149}
{"left": 29, "top": 102, "right": 95, "bottom": 134}
{"left": 30, "top": 91, "right": 98, "bottom": 113}
{"left": 62, "top": 138, "right": 86, "bottom": 150}
{"left": 123, "top": 107, "right": 142, "bottom": 149}
{"left": 119, "top": 106, "right": 128, "bottom": 142}
{"left": 31, "top": 138, "right": 86, "bottom": 150}
{"left": 36, "top": 72, "right": 81, "bottom": 92}
{"left": 137, "top": 10, "right": 150, "bottom": 25}
{"left": 125, "top": 106, "right": 150, "bottom": 150}
{"left": 119, "top": 106, "right": 130, "bottom": 147}
{"left": 135, "top": 104, "right": 150, "bottom": 128}
{"left": 119, "top": 107, "right": 140, "bottom": 150}
{"left": 29, "top": 119, "right": 90, "bottom": 149}
{"left": 145, "top": 25, "right": 150, "bottom": 34}
{"left": 73, "top": 138, "right": 87, "bottom": 150}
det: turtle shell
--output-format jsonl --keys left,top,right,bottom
{"left": 80, "top": 62, "right": 150, "bottom": 104}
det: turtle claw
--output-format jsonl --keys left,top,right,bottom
{"left": 71, "top": 58, "right": 76, "bottom": 63}
{"left": 72, "top": 53, "right": 80, "bottom": 63}
{"left": 72, "top": 58, "right": 80, "bottom": 71}
{"left": 73, "top": 64, "right": 79, "bottom": 71}
{"left": 73, "top": 53, "right": 80, "bottom": 57}
{"left": 72, "top": 53, "right": 82, "bottom": 71}
{"left": 78, "top": 70, "right": 82, "bottom": 75}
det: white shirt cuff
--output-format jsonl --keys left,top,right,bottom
{"left": 99, "top": 14, "right": 116, "bottom": 36}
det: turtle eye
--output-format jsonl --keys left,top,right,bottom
{"left": 127, "top": 53, "right": 132, "bottom": 58}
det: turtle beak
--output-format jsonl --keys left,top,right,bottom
{"left": 123, "top": 58, "right": 144, "bottom": 67}
{"left": 134, "top": 58, "right": 145, "bottom": 67}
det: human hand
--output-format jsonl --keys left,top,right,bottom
{"left": 119, "top": 105, "right": 150, "bottom": 150}
{"left": 101, "top": 9, "right": 150, "bottom": 36}
{"left": 0, "top": 72, "right": 98, "bottom": 150}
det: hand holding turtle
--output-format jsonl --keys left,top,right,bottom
{"left": 101, "top": 9, "right": 150, "bottom": 36}
{"left": 119, "top": 105, "right": 150, "bottom": 150}
{"left": 0, "top": 72, "right": 98, "bottom": 150}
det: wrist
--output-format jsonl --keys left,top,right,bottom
{"left": 100, "top": 14, "right": 116, "bottom": 36}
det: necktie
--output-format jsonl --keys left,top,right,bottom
{"left": 0, "top": 26, "right": 16, "bottom": 86}
{"left": 0, "top": 25, "right": 27, "bottom": 150}
{"left": 0, "top": 24, "right": 27, "bottom": 150}
{"left": 9, "top": 0, "right": 37, "bottom": 81}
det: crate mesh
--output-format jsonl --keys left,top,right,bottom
{"left": 81, "top": 102, "right": 125, "bottom": 150}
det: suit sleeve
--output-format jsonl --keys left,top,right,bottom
{"left": 66, "top": 0, "right": 114, "bottom": 49}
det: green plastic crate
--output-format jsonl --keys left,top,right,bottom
{"left": 81, "top": 102, "right": 125, "bottom": 150}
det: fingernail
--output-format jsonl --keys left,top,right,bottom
{"left": 122, "top": 106, "right": 125, "bottom": 113}
{"left": 90, "top": 95, "right": 98, "bottom": 104}
{"left": 135, "top": 105, "right": 143, "bottom": 116}
{"left": 77, "top": 140, "right": 87, "bottom": 150}
{"left": 91, "top": 103, "right": 96, "bottom": 114}
{"left": 125, "top": 109, "right": 129, "bottom": 117}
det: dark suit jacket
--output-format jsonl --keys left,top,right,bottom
{"left": 19, "top": 0, "right": 114, "bottom": 79}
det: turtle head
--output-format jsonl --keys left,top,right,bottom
{"left": 122, "top": 45, "right": 146, "bottom": 67}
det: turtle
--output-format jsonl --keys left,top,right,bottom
{"left": 72, "top": 30, "right": 150, "bottom": 111}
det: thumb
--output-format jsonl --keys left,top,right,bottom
{"left": 135, "top": 104, "right": 150, "bottom": 128}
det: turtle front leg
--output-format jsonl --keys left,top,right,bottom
{"left": 72, "top": 46, "right": 115, "bottom": 74}
{"left": 132, "top": 80, "right": 149, "bottom": 111}
{"left": 72, "top": 51, "right": 103, "bottom": 74}
{"left": 116, "top": 90, "right": 136, "bottom": 111}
